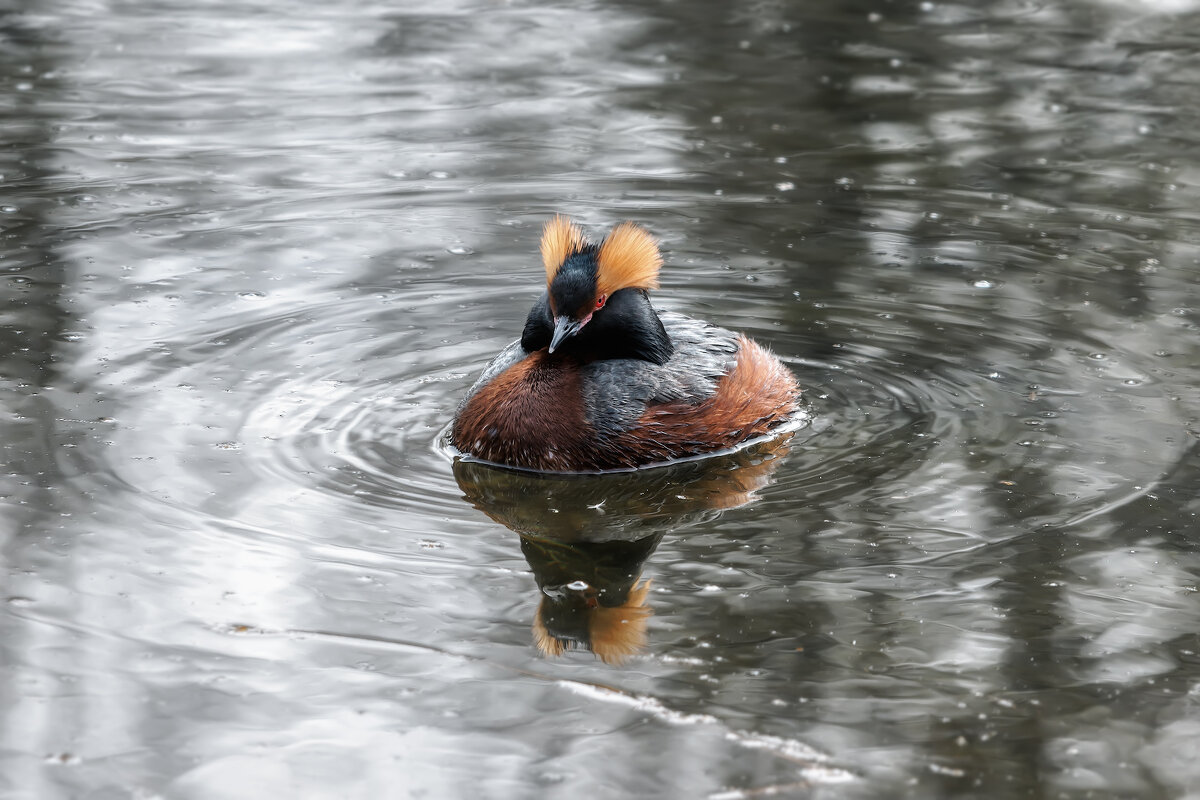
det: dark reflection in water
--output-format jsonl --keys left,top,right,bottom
{"left": 3, "top": 0, "right": 1200, "bottom": 798}
{"left": 454, "top": 437, "right": 793, "bottom": 663}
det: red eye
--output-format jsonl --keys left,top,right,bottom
{"left": 594, "top": 294, "right": 607, "bottom": 309}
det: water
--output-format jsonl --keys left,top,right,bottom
{"left": 3, "top": 0, "right": 1200, "bottom": 797}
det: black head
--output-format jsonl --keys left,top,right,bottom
{"left": 521, "top": 217, "right": 674, "bottom": 364}
{"left": 549, "top": 248, "right": 604, "bottom": 330}
{"left": 521, "top": 284, "right": 673, "bottom": 365}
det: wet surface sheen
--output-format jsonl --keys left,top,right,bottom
{"left": 3, "top": 0, "right": 1200, "bottom": 798}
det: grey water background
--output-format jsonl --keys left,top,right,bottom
{"left": 3, "top": 0, "right": 1200, "bottom": 797}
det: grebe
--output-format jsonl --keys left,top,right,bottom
{"left": 450, "top": 216, "right": 800, "bottom": 472}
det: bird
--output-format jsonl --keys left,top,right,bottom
{"left": 450, "top": 216, "right": 801, "bottom": 472}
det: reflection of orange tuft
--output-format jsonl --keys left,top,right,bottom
{"left": 540, "top": 215, "right": 586, "bottom": 284}
{"left": 532, "top": 580, "right": 654, "bottom": 665}
{"left": 596, "top": 222, "right": 662, "bottom": 298}
{"left": 590, "top": 580, "right": 653, "bottom": 665}
{"left": 532, "top": 611, "right": 568, "bottom": 658}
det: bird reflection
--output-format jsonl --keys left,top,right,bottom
{"left": 452, "top": 435, "right": 793, "bottom": 664}
{"left": 522, "top": 534, "right": 657, "bottom": 665}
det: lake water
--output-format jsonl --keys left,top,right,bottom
{"left": 3, "top": 0, "right": 1200, "bottom": 797}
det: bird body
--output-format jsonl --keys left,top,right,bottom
{"left": 450, "top": 217, "right": 800, "bottom": 472}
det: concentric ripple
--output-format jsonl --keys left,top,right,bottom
{"left": 64, "top": 267, "right": 1188, "bottom": 560}
{"left": 749, "top": 292, "right": 1189, "bottom": 542}
{"left": 69, "top": 283, "right": 495, "bottom": 527}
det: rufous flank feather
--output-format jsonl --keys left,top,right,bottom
{"left": 540, "top": 215, "right": 586, "bottom": 284}
{"left": 606, "top": 335, "right": 800, "bottom": 467}
{"left": 595, "top": 221, "right": 662, "bottom": 297}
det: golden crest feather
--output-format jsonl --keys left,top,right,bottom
{"left": 540, "top": 215, "right": 586, "bottom": 284}
{"left": 595, "top": 221, "right": 662, "bottom": 297}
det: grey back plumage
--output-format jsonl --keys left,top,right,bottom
{"left": 459, "top": 311, "right": 739, "bottom": 435}
{"left": 581, "top": 312, "right": 738, "bottom": 435}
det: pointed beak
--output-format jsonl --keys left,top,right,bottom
{"left": 548, "top": 315, "right": 584, "bottom": 354}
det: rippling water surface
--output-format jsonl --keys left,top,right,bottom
{"left": 4, "top": 0, "right": 1200, "bottom": 797}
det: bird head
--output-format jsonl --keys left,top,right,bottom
{"left": 538, "top": 216, "right": 662, "bottom": 354}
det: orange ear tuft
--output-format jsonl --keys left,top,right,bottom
{"left": 540, "top": 215, "right": 587, "bottom": 284}
{"left": 596, "top": 222, "right": 662, "bottom": 297}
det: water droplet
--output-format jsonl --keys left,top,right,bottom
{"left": 1136, "top": 123, "right": 1154, "bottom": 135}
{"left": 428, "top": 170, "right": 452, "bottom": 180}
{"left": 925, "top": 211, "right": 941, "bottom": 221}
{"left": 0, "top": 205, "right": 18, "bottom": 214}
{"left": 710, "top": 115, "right": 723, "bottom": 124}
{"left": 972, "top": 279, "right": 998, "bottom": 289}
{"left": 446, "top": 245, "right": 475, "bottom": 256}
{"left": 237, "top": 291, "right": 266, "bottom": 299}
{"left": 868, "top": 11, "right": 883, "bottom": 22}
{"left": 1088, "top": 352, "right": 1106, "bottom": 360}
{"left": 45, "top": 753, "right": 81, "bottom": 766}
{"left": 774, "top": 156, "right": 788, "bottom": 164}
{"left": 60, "top": 332, "right": 85, "bottom": 342}
{"left": 1123, "top": 379, "right": 1141, "bottom": 386}
{"left": 775, "top": 181, "right": 795, "bottom": 191}
{"left": 7, "top": 596, "right": 34, "bottom": 607}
